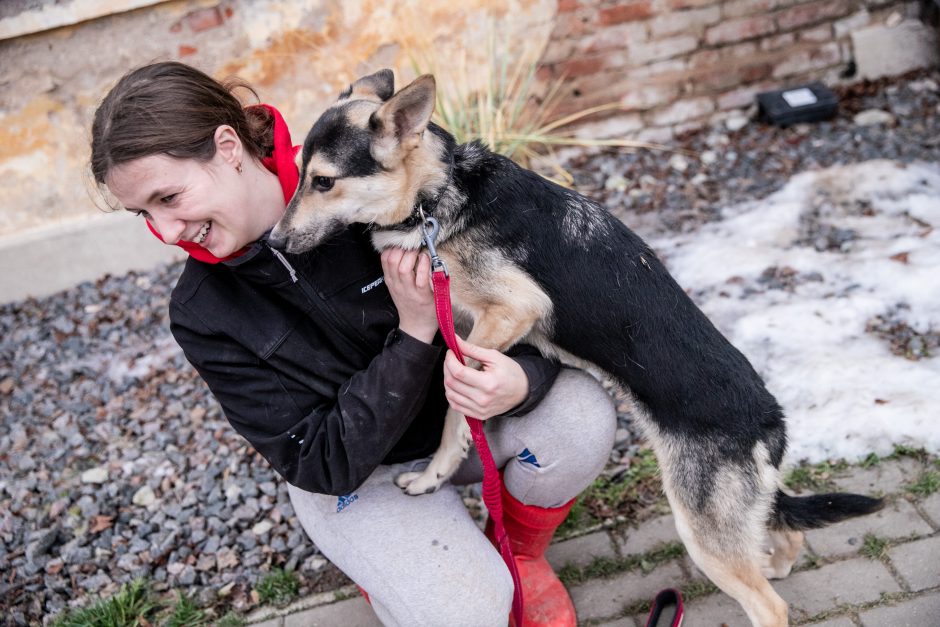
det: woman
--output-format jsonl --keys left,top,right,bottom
{"left": 91, "top": 61, "right": 616, "bottom": 626}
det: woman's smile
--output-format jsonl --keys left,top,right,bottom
{"left": 194, "top": 220, "right": 212, "bottom": 245}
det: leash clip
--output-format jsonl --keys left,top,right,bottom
{"left": 418, "top": 206, "right": 448, "bottom": 276}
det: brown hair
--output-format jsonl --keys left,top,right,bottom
{"left": 90, "top": 61, "right": 273, "bottom": 185}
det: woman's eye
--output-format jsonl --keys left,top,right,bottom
{"left": 313, "top": 176, "right": 334, "bottom": 192}
{"left": 160, "top": 193, "right": 177, "bottom": 204}
{"left": 131, "top": 209, "right": 151, "bottom": 219}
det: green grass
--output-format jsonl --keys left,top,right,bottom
{"left": 559, "top": 448, "right": 662, "bottom": 535}
{"left": 215, "top": 612, "right": 247, "bottom": 627}
{"left": 254, "top": 568, "right": 300, "bottom": 606}
{"left": 784, "top": 459, "right": 849, "bottom": 492}
{"left": 888, "top": 444, "right": 929, "bottom": 462}
{"left": 558, "top": 541, "right": 685, "bottom": 587}
{"left": 908, "top": 470, "right": 940, "bottom": 496}
{"left": 162, "top": 592, "right": 210, "bottom": 627}
{"left": 861, "top": 534, "right": 890, "bottom": 561}
{"left": 860, "top": 452, "right": 881, "bottom": 468}
{"left": 51, "top": 579, "right": 158, "bottom": 627}
{"left": 408, "top": 28, "right": 659, "bottom": 186}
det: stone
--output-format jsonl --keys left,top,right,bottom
{"left": 216, "top": 547, "right": 240, "bottom": 570}
{"left": 80, "top": 466, "right": 108, "bottom": 484}
{"left": 887, "top": 536, "right": 940, "bottom": 591}
{"left": 681, "top": 591, "right": 750, "bottom": 626}
{"left": 195, "top": 553, "right": 216, "bottom": 571}
{"left": 805, "top": 499, "right": 932, "bottom": 558}
{"left": 283, "top": 596, "right": 381, "bottom": 627}
{"left": 852, "top": 20, "right": 940, "bottom": 80}
{"left": 616, "top": 515, "right": 679, "bottom": 556}
{"left": 725, "top": 115, "right": 749, "bottom": 132}
{"left": 831, "top": 458, "right": 921, "bottom": 495}
{"left": 669, "top": 154, "right": 689, "bottom": 173}
{"left": 178, "top": 564, "right": 197, "bottom": 585}
{"left": 116, "top": 553, "right": 139, "bottom": 571}
{"left": 773, "top": 557, "right": 901, "bottom": 617}
{"left": 570, "top": 561, "right": 685, "bottom": 622}
{"left": 800, "top": 618, "right": 856, "bottom": 627}
{"left": 546, "top": 531, "right": 617, "bottom": 570}
{"left": 859, "top": 593, "right": 940, "bottom": 626}
{"left": 854, "top": 109, "right": 896, "bottom": 127}
{"left": 132, "top": 485, "right": 155, "bottom": 507}
{"left": 301, "top": 555, "right": 328, "bottom": 573}
{"left": 25, "top": 528, "right": 57, "bottom": 564}
{"left": 605, "top": 175, "right": 629, "bottom": 192}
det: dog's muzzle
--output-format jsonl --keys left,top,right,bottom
{"left": 267, "top": 230, "right": 288, "bottom": 250}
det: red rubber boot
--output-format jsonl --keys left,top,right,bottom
{"left": 487, "top": 483, "right": 577, "bottom": 627}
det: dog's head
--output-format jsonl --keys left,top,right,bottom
{"left": 270, "top": 69, "right": 450, "bottom": 253}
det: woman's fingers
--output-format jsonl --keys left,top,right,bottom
{"left": 380, "top": 248, "right": 403, "bottom": 281}
{"left": 415, "top": 252, "right": 431, "bottom": 290}
{"left": 397, "top": 249, "right": 416, "bottom": 274}
{"left": 454, "top": 336, "right": 500, "bottom": 363}
{"left": 443, "top": 350, "right": 490, "bottom": 388}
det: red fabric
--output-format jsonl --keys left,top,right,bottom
{"left": 145, "top": 104, "right": 299, "bottom": 264}
{"left": 431, "top": 270, "right": 524, "bottom": 626}
{"left": 496, "top": 485, "right": 577, "bottom": 627}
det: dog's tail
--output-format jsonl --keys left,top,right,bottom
{"left": 769, "top": 490, "right": 883, "bottom": 530}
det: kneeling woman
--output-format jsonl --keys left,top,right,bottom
{"left": 91, "top": 61, "right": 617, "bottom": 626}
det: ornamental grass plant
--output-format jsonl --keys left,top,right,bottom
{"left": 410, "top": 34, "right": 657, "bottom": 184}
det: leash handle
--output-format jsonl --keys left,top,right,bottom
{"left": 422, "top": 215, "right": 522, "bottom": 624}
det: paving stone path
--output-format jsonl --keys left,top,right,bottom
{"left": 246, "top": 457, "right": 939, "bottom": 626}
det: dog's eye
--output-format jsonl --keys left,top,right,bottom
{"left": 313, "top": 176, "right": 335, "bottom": 192}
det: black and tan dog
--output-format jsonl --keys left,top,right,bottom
{"left": 270, "top": 70, "right": 882, "bottom": 627}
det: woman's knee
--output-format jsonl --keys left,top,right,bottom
{"left": 528, "top": 368, "right": 618, "bottom": 456}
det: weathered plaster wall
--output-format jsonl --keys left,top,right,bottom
{"left": 1, "top": 0, "right": 936, "bottom": 246}
{"left": 0, "top": 0, "right": 556, "bottom": 238}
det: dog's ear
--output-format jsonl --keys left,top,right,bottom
{"left": 339, "top": 69, "right": 395, "bottom": 102}
{"left": 369, "top": 74, "right": 436, "bottom": 166}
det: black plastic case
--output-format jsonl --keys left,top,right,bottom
{"left": 756, "top": 82, "right": 839, "bottom": 127}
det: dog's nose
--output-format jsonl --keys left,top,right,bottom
{"left": 267, "top": 230, "right": 287, "bottom": 249}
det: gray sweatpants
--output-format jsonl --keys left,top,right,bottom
{"left": 287, "top": 368, "right": 617, "bottom": 626}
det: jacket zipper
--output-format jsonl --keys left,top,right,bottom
{"left": 268, "top": 245, "right": 298, "bottom": 283}
{"left": 264, "top": 241, "right": 376, "bottom": 357}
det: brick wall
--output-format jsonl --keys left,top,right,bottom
{"left": 539, "top": 0, "right": 921, "bottom": 140}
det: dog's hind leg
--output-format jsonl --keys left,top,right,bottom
{"left": 396, "top": 408, "right": 473, "bottom": 495}
{"left": 670, "top": 498, "right": 789, "bottom": 627}
{"left": 649, "top": 433, "right": 789, "bottom": 627}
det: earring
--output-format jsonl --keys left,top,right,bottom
{"left": 235, "top": 162, "right": 243, "bottom": 174}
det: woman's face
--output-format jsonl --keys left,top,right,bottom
{"left": 106, "top": 138, "right": 271, "bottom": 258}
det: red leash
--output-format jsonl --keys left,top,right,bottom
{"left": 422, "top": 216, "right": 524, "bottom": 626}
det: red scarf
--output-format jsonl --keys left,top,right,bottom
{"left": 146, "top": 104, "right": 299, "bottom": 264}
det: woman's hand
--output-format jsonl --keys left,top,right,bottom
{"left": 443, "top": 336, "right": 529, "bottom": 419}
{"left": 381, "top": 248, "right": 438, "bottom": 344}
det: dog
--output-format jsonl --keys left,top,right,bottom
{"left": 269, "top": 69, "right": 883, "bottom": 627}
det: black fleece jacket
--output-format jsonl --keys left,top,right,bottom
{"left": 169, "top": 225, "right": 561, "bottom": 495}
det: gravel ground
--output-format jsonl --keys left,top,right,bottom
{"left": 1, "top": 70, "right": 938, "bottom": 625}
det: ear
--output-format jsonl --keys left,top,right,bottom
{"left": 213, "top": 125, "right": 243, "bottom": 167}
{"left": 339, "top": 68, "right": 395, "bottom": 102}
{"left": 369, "top": 74, "right": 436, "bottom": 166}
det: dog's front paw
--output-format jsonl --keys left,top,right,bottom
{"left": 394, "top": 470, "right": 444, "bottom": 496}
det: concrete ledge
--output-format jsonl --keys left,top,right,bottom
{"left": 0, "top": 212, "right": 184, "bottom": 305}
{"left": 0, "top": 0, "right": 175, "bottom": 41}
